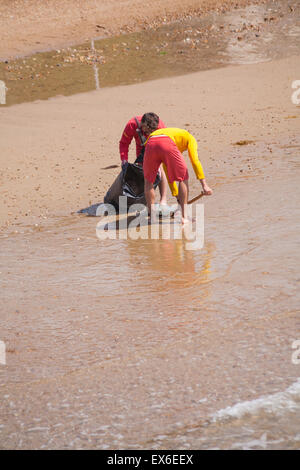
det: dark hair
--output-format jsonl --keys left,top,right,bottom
{"left": 141, "top": 112, "right": 160, "bottom": 131}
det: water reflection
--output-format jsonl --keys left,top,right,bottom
{"left": 125, "top": 237, "right": 214, "bottom": 295}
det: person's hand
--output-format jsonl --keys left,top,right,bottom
{"left": 202, "top": 185, "right": 213, "bottom": 196}
{"left": 200, "top": 179, "right": 213, "bottom": 196}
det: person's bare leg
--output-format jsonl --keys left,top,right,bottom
{"left": 178, "top": 179, "right": 189, "bottom": 223}
{"left": 144, "top": 179, "right": 155, "bottom": 217}
{"left": 158, "top": 166, "right": 168, "bottom": 205}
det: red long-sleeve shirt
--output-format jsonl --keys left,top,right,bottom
{"left": 119, "top": 115, "right": 166, "bottom": 163}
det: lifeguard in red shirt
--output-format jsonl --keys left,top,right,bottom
{"left": 119, "top": 113, "right": 168, "bottom": 204}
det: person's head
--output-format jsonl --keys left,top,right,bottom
{"left": 141, "top": 112, "right": 160, "bottom": 135}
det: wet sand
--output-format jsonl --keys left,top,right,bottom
{"left": 0, "top": 0, "right": 267, "bottom": 60}
{"left": 0, "top": 0, "right": 300, "bottom": 451}
{"left": 0, "top": 134, "right": 299, "bottom": 449}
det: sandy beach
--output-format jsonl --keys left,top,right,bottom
{"left": 0, "top": 0, "right": 299, "bottom": 451}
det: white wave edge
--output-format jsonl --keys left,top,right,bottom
{"left": 212, "top": 378, "right": 300, "bottom": 422}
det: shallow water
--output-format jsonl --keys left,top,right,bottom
{"left": 0, "top": 136, "right": 299, "bottom": 449}
{"left": 0, "top": 0, "right": 299, "bottom": 106}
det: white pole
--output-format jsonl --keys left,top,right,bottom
{"left": 91, "top": 40, "right": 100, "bottom": 90}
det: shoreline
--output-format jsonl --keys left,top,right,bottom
{"left": 0, "top": 0, "right": 268, "bottom": 61}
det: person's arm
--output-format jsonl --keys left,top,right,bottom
{"left": 187, "top": 134, "right": 205, "bottom": 180}
{"left": 119, "top": 120, "right": 136, "bottom": 165}
{"left": 187, "top": 134, "right": 213, "bottom": 195}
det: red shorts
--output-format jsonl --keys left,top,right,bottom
{"left": 143, "top": 135, "right": 189, "bottom": 184}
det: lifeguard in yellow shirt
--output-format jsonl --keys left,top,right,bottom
{"left": 143, "top": 128, "right": 213, "bottom": 223}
